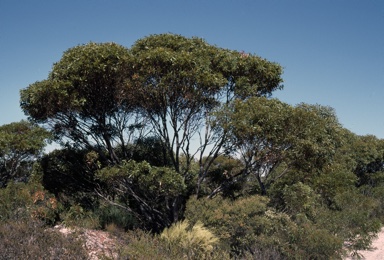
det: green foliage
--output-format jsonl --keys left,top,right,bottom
{"left": 350, "top": 135, "right": 384, "bottom": 186}
{"left": 21, "top": 42, "right": 130, "bottom": 121}
{"left": 282, "top": 182, "right": 321, "bottom": 221}
{"left": 269, "top": 159, "right": 381, "bottom": 254}
{"left": 38, "top": 148, "right": 99, "bottom": 211}
{"left": 13, "top": 34, "right": 384, "bottom": 259}
{"left": 97, "top": 160, "right": 186, "bottom": 198}
{"left": 129, "top": 34, "right": 283, "bottom": 196}
{"left": 320, "top": 190, "right": 381, "bottom": 252}
{"left": 125, "top": 136, "right": 173, "bottom": 167}
{"left": 20, "top": 35, "right": 285, "bottom": 232}
{"left": 214, "top": 97, "right": 342, "bottom": 196}
{"left": 60, "top": 204, "right": 100, "bottom": 229}
{"left": 312, "top": 164, "right": 357, "bottom": 206}
{"left": 97, "top": 203, "right": 138, "bottom": 230}
{"left": 20, "top": 42, "right": 133, "bottom": 163}
{"left": 291, "top": 224, "right": 342, "bottom": 260}
{"left": 130, "top": 34, "right": 283, "bottom": 102}
{"left": 185, "top": 195, "right": 345, "bottom": 259}
{"left": 96, "top": 160, "right": 186, "bottom": 230}
{"left": 200, "top": 155, "right": 244, "bottom": 198}
{"left": 118, "top": 229, "right": 167, "bottom": 260}
{"left": 185, "top": 196, "right": 286, "bottom": 256}
{"left": 0, "top": 120, "right": 50, "bottom": 187}
{"left": 0, "top": 182, "right": 61, "bottom": 225}
{"left": 360, "top": 177, "right": 384, "bottom": 222}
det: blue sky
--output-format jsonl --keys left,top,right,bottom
{"left": 1, "top": 1, "right": 383, "bottom": 138}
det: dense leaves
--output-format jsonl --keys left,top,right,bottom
{"left": 185, "top": 195, "right": 342, "bottom": 259}
{"left": 20, "top": 42, "right": 133, "bottom": 163}
{"left": 96, "top": 160, "right": 186, "bottom": 230}
{"left": 128, "top": 34, "right": 283, "bottom": 197}
{"left": 211, "top": 97, "right": 342, "bottom": 196}
{"left": 0, "top": 121, "right": 50, "bottom": 187}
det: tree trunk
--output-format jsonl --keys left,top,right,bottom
{"left": 256, "top": 173, "right": 267, "bottom": 195}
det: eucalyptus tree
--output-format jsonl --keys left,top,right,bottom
{"left": 20, "top": 42, "right": 136, "bottom": 164}
{"left": 348, "top": 134, "right": 384, "bottom": 187}
{"left": 0, "top": 120, "right": 51, "bottom": 187}
{"left": 20, "top": 35, "right": 284, "bottom": 224}
{"left": 128, "top": 34, "right": 284, "bottom": 196}
{"left": 211, "top": 97, "right": 342, "bottom": 196}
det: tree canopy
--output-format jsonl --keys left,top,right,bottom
{"left": 128, "top": 34, "right": 283, "bottom": 196}
{"left": 20, "top": 42, "right": 133, "bottom": 164}
{"left": 0, "top": 120, "right": 50, "bottom": 187}
{"left": 20, "top": 34, "right": 284, "bottom": 196}
{"left": 211, "top": 97, "right": 342, "bottom": 196}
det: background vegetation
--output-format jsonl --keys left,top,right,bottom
{"left": 1, "top": 34, "right": 383, "bottom": 259}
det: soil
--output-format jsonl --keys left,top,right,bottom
{"left": 54, "top": 225, "right": 119, "bottom": 260}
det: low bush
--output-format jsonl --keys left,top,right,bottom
{"left": 315, "top": 189, "right": 381, "bottom": 253}
{"left": 185, "top": 195, "right": 288, "bottom": 257}
{"left": 185, "top": 195, "right": 344, "bottom": 259}
{"left": 115, "top": 227, "right": 229, "bottom": 260}
{"left": 0, "top": 182, "right": 61, "bottom": 224}
{"left": 60, "top": 204, "right": 100, "bottom": 229}
{"left": 160, "top": 220, "right": 219, "bottom": 258}
{"left": 97, "top": 203, "right": 138, "bottom": 230}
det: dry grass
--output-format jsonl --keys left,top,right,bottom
{"left": 0, "top": 220, "right": 88, "bottom": 260}
{"left": 161, "top": 220, "right": 219, "bottom": 252}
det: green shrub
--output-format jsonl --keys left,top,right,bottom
{"left": 0, "top": 182, "right": 61, "bottom": 224}
{"left": 359, "top": 171, "right": 384, "bottom": 222}
{"left": 282, "top": 182, "right": 321, "bottom": 221}
{"left": 60, "top": 204, "right": 100, "bottom": 229}
{"left": 185, "top": 195, "right": 344, "bottom": 259}
{"left": 185, "top": 195, "right": 289, "bottom": 257}
{"left": 118, "top": 229, "right": 166, "bottom": 259}
{"left": 39, "top": 148, "right": 99, "bottom": 211}
{"left": 97, "top": 203, "right": 138, "bottom": 230}
{"left": 316, "top": 190, "right": 381, "bottom": 254}
{"left": 96, "top": 160, "right": 187, "bottom": 231}
{"left": 290, "top": 224, "right": 343, "bottom": 259}
{"left": 117, "top": 229, "right": 230, "bottom": 260}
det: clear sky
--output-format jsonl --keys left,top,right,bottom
{"left": 1, "top": 1, "right": 383, "bottom": 138}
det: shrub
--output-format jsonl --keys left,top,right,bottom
{"left": 0, "top": 182, "right": 61, "bottom": 224}
{"left": 97, "top": 203, "right": 138, "bottom": 230}
{"left": 160, "top": 220, "right": 219, "bottom": 257}
{"left": 118, "top": 229, "right": 230, "bottom": 260}
{"left": 96, "top": 160, "right": 187, "bottom": 231}
{"left": 39, "top": 148, "right": 98, "bottom": 211}
{"left": 282, "top": 182, "right": 320, "bottom": 221}
{"left": 185, "top": 195, "right": 344, "bottom": 259}
{"left": 118, "top": 229, "right": 166, "bottom": 260}
{"left": 287, "top": 223, "right": 343, "bottom": 259}
{"left": 60, "top": 204, "right": 100, "bottom": 229}
{"left": 317, "top": 190, "right": 381, "bottom": 253}
{"left": 185, "top": 195, "right": 289, "bottom": 257}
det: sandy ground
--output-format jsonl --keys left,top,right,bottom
{"left": 54, "top": 225, "right": 118, "bottom": 260}
{"left": 345, "top": 228, "right": 384, "bottom": 259}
